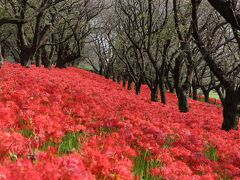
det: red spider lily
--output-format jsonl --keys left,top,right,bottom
{"left": 0, "top": 63, "right": 238, "bottom": 179}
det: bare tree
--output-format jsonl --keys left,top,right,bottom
{"left": 192, "top": 0, "right": 240, "bottom": 131}
{"left": 207, "top": 0, "right": 240, "bottom": 30}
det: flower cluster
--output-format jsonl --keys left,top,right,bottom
{"left": 0, "top": 63, "right": 239, "bottom": 179}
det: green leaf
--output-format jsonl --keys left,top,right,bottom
{"left": 134, "top": 150, "right": 163, "bottom": 180}
{"left": 58, "top": 131, "right": 83, "bottom": 156}
{"left": 203, "top": 144, "right": 219, "bottom": 162}
{"left": 19, "top": 129, "right": 35, "bottom": 138}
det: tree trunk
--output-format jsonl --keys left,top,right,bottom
{"left": 112, "top": 65, "right": 116, "bottom": 82}
{"left": 176, "top": 87, "right": 189, "bottom": 112}
{"left": 160, "top": 78, "right": 167, "bottom": 104}
{"left": 169, "top": 85, "right": 175, "bottom": 93}
{"left": 151, "top": 86, "right": 159, "bottom": 102}
{"left": 123, "top": 78, "right": 127, "bottom": 88}
{"left": 192, "top": 86, "right": 198, "bottom": 100}
{"left": 56, "top": 45, "right": 69, "bottom": 68}
{"left": 135, "top": 81, "right": 142, "bottom": 95}
{"left": 173, "top": 61, "right": 189, "bottom": 112}
{"left": 117, "top": 75, "right": 121, "bottom": 84}
{"left": 207, "top": 0, "right": 240, "bottom": 30}
{"left": 35, "top": 49, "right": 42, "bottom": 67}
{"left": 112, "top": 73, "right": 117, "bottom": 82}
{"left": 166, "top": 70, "right": 175, "bottom": 93}
{"left": 204, "top": 93, "right": 209, "bottom": 103}
{"left": 99, "top": 65, "right": 104, "bottom": 76}
{"left": 56, "top": 58, "right": 66, "bottom": 68}
{"left": 0, "top": 45, "right": 4, "bottom": 67}
{"left": 56, "top": 51, "right": 67, "bottom": 68}
{"left": 42, "top": 48, "right": 51, "bottom": 68}
{"left": 202, "top": 90, "right": 210, "bottom": 103}
{"left": 127, "top": 80, "right": 133, "bottom": 90}
{"left": 104, "top": 66, "right": 111, "bottom": 79}
{"left": 1, "top": 46, "right": 5, "bottom": 59}
{"left": 222, "top": 90, "right": 240, "bottom": 131}
{"left": 20, "top": 49, "right": 32, "bottom": 67}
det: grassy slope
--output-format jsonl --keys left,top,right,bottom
{"left": 209, "top": 91, "right": 220, "bottom": 100}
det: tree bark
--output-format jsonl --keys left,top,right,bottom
{"left": 160, "top": 78, "right": 167, "bottom": 104}
{"left": 202, "top": 90, "right": 210, "bottom": 103}
{"left": 222, "top": 89, "right": 240, "bottom": 131}
{"left": 192, "top": 86, "right": 198, "bottom": 100}
{"left": 112, "top": 72, "right": 117, "bottom": 82}
{"left": 168, "top": 82, "right": 175, "bottom": 93}
{"left": 0, "top": 45, "right": 4, "bottom": 67}
{"left": 127, "top": 79, "right": 133, "bottom": 90}
{"left": 151, "top": 85, "right": 159, "bottom": 102}
{"left": 20, "top": 48, "right": 32, "bottom": 67}
{"left": 173, "top": 55, "right": 190, "bottom": 113}
{"left": 1, "top": 46, "right": 5, "bottom": 59}
{"left": 35, "top": 49, "right": 42, "bottom": 67}
{"left": 104, "top": 65, "right": 111, "bottom": 79}
{"left": 42, "top": 47, "right": 51, "bottom": 68}
{"left": 135, "top": 77, "right": 143, "bottom": 95}
{"left": 135, "top": 82, "right": 142, "bottom": 95}
{"left": 176, "top": 87, "right": 189, "bottom": 112}
{"left": 117, "top": 75, "right": 121, "bottom": 84}
{"left": 56, "top": 58, "right": 66, "bottom": 68}
{"left": 123, "top": 78, "right": 127, "bottom": 88}
{"left": 208, "top": 0, "right": 240, "bottom": 30}
{"left": 99, "top": 65, "right": 104, "bottom": 76}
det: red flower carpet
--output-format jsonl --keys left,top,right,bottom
{"left": 0, "top": 63, "right": 239, "bottom": 179}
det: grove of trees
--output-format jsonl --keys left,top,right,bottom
{"left": 0, "top": 0, "right": 240, "bottom": 131}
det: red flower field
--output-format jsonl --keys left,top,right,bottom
{"left": 0, "top": 63, "right": 239, "bottom": 179}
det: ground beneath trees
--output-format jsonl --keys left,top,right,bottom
{"left": 0, "top": 63, "right": 239, "bottom": 179}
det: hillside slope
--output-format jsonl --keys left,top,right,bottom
{"left": 0, "top": 63, "right": 239, "bottom": 179}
